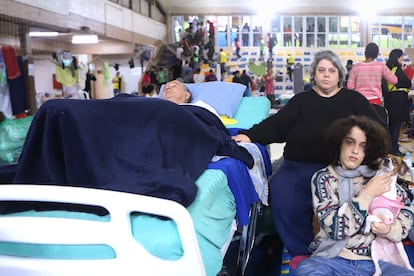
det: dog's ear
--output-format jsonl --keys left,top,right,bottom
{"left": 400, "top": 159, "right": 410, "bottom": 176}
{"left": 373, "top": 156, "right": 384, "bottom": 168}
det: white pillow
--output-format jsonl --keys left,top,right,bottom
{"left": 186, "top": 100, "right": 220, "bottom": 118}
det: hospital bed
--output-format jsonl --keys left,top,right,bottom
{"left": 0, "top": 81, "right": 272, "bottom": 276}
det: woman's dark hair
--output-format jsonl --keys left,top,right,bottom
{"left": 386, "top": 48, "right": 403, "bottom": 69}
{"left": 365, "top": 42, "right": 379, "bottom": 59}
{"left": 142, "top": 84, "right": 154, "bottom": 94}
{"left": 324, "top": 115, "right": 391, "bottom": 170}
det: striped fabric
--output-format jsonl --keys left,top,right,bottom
{"left": 347, "top": 61, "right": 396, "bottom": 102}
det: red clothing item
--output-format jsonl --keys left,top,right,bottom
{"left": 235, "top": 40, "right": 240, "bottom": 49}
{"left": 251, "top": 79, "right": 257, "bottom": 91}
{"left": 264, "top": 73, "right": 275, "bottom": 95}
{"left": 205, "top": 73, "right": 217, "bottom": 82}
{"left": 404, "top": 65, "right": 414, "bottom": 81}
{"left": 369, "top": 98, "right": 382, "bottom": 106}
{"left": 141, "top": 73, "right": 151, "bottom": 87}
{"left": 208, "top": 22, "right": 215, "bottom": 34}
{"left": 2, "top": 45, "right": 21, "bottom": 79}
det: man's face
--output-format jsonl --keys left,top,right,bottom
{"left": 162, "top": 81, "right": 191, "bottom": 104}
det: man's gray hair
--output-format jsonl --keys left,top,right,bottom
{"left": 176, "top": 80, "right": 192, "bottom": 103}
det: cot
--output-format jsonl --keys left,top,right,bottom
{"left": 0, "top": 82, "right": 271, "bottom": 276}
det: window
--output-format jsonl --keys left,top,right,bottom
{"left": 283, "top": 16, "right": 293, "bottom": 46}
{"left": 252, "top": 16, "right": 264, "bottom": 46}
{"left": 328, "top": 17, "right": 339, "bottom": 47}
{"left": 306, "top": 17, "right": 315, "bottom": 47}
{"left": 317, "top": 17, "right": 326, "bottom": 47}
{"left": 294, "top": 17, "right": 303, "bottom": 47}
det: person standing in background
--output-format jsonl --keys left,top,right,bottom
{"left": 284, "top": 24, "right": 292, "bottom": 46}
{"left": 344, "top": 59, "right": 353, "bottom": 87}
{"left": 207, "top": 20, "right": 215, "bottom": 39}
{"left": 242, "top": 22, "right": 250, "bottom": 46}
{"left": 260, "top": 40, "right": 265, "bottom": 58}
{"left": 219, "top": 48, "right": 228, "bottom": 81}
{"left": 347, "top": 42, "right": 397, "bottom": 106}
{"left": 232, "top": 70, "right": 243, "bottom": 84}
{"left": 84, "top": 69, "right": 96, "bottom": 99}
{"left": 157, "top": 67, "right": 167, "bottom": 90}
{"left": 235, "top": 37, "right": 241, "bottom": 58}
{"left": 287, "top": 54, "right": 295, "bottom": 82}
{"left": 112, "top": 71, "right": 121, "bottom": 96}
{"left": 383, "top": 49, "right": 412, "bottom": 156}
{"left": 240, "top": 70, "right": 253, "bottom": 97}
{"left": 263, "top": 67, "right": 275, "bottom": 107}
{"left": 140, "top": 70, "right": 151, "bottom": 95}
{"left": 267, "top": 33, "right": 276, "bottom": 57}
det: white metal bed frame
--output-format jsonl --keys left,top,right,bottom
{"left": 0, "top": 184, "right": 206, "bottom": 276}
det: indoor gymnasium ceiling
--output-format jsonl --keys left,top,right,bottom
{"left": 157, "top": 0, "right": 414, "bottom": 16}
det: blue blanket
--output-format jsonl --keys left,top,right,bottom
{"left": 11, "top": 95, "right": 253, "bottom": 210}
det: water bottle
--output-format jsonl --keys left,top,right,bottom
{"left": 403, "top": 152, "right": 414, "bottom": 181}
{"left": 404, "top": 152, "right": 413, "bottom": 168}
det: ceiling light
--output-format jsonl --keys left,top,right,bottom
{"left": 71, "top": 35, "right": 99, "bottom": 44}
{"left": 29, "top": 31, "right": 59, "bottom": 37}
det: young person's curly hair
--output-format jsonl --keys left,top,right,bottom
{"left": 323, "top": 115, "right": 391, "bottom": 170}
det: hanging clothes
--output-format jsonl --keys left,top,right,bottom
{"left": 0, "top": 48, "right": 6, "bottom": 87}
{"left": 0, "top": 84, "right": 13, "bottom": 118}
{"left": 0, "top": 48, "right": 13, "bottom": 118}
{"left": 103, "top": 62, "right": 110, "bottom": 87}
{"left": 1, "top": 46, "right": 21, "bottom": 80}
{"left": 55, "top": 65, "right": 78, "bottom": 87}
{"left": 7, "top": 56, "right": 28, "bottom": 116}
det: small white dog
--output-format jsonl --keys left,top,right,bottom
{"left": 364, "top": 154, "right": 412, "bottom": 276}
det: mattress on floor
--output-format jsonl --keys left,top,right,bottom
{"left": 0, "top": 169, "right": 235, "bottom": 276}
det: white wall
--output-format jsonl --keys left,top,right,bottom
{"left": 33, "top": 58, "right": 59, "bottom": 95}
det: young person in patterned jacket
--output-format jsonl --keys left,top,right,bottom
{"left": 296, "top": 115, "right": 414, "bottom": 276}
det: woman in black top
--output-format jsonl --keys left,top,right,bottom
{"left": 383, "top": 48, "right": 412, "bottom": 156}
{"left": 232, "top": 50, "right": 388, "bottom": 270}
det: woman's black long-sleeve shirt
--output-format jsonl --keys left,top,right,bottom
{"left": 239, "top": 88, "right": 385, "bottom": 164}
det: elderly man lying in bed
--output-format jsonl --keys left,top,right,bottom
{"left": 162, "top": 80, "right": 220, "bottom": 117}
{"left": 9, "top": 81, "right": 253, "bottom": 215}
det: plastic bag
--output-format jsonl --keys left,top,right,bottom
{"left": 0, "top": 116, "right": 33, "bottom": 163}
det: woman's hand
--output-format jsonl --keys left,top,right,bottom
{"left": 371, "top": 220, "right": 392, "bottom": 235}
{"left": 364, "top": 172, "right": 393, "bottom": 197}
{"left": 232, "top": 134, "right": 251, "bottom": 143}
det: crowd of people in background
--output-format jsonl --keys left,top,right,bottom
{"left": 135, "top": 19, "right": 414, "bottom": 152}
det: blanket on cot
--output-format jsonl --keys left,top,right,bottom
{"left": 10, "top": 95, "right": 253, "bottom": 211}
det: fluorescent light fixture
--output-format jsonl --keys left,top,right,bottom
{"left": 29, "top": 31, "right": 59, "bottom": 37}
{"left": 71, "top": 35, "right": 99, "bottom": 44}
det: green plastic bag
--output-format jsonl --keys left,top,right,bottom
{"left": 0, "top": 116, "right": 33, "bottom": 163}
